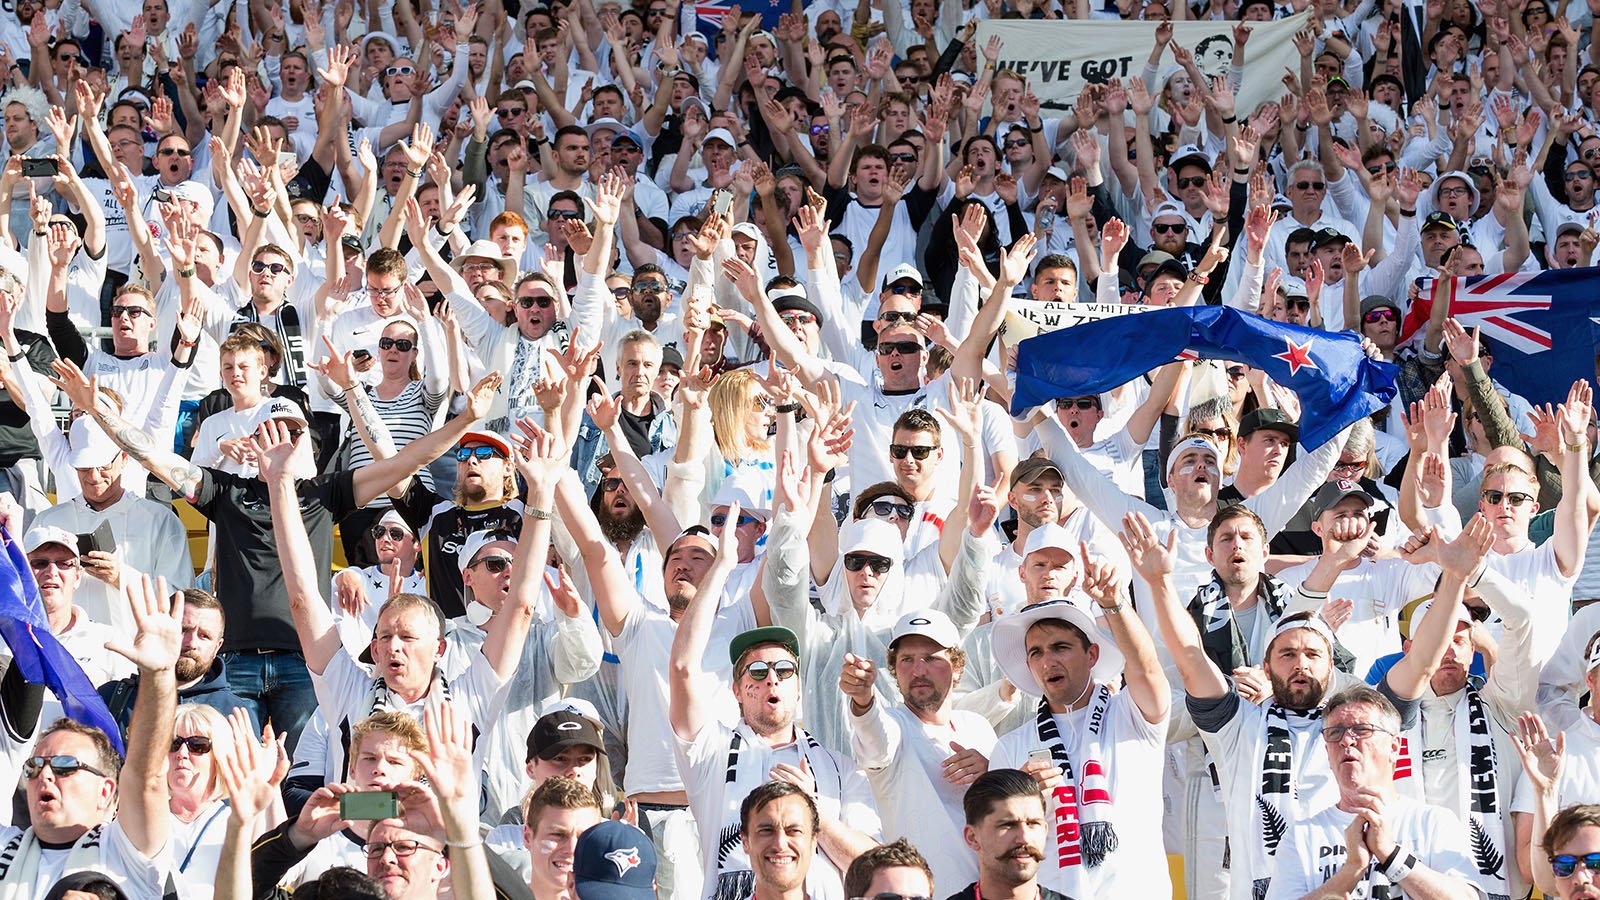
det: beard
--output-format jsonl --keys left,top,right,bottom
{"left": 903, "top": 680, "right": 946, "bottom": 715}
{"left": 596, "top": 501, "right": 646, "bottom": 546}
{"left": 174, "top": 655, "right": 209, "bottom": 684}
{"left": 1269, "top": 668, "right": 1327, "bottom": 710}
{"left": 665, "top": 583, "right": 694, "bottom": 615}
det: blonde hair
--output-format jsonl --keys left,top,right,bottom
{"left": 708, "top": 369, "right": 770, "bottom": 463}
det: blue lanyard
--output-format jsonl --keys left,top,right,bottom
{"left": 178, "top": 801, "right": 230, "bottom": 873}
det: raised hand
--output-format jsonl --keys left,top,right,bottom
{"left": 839, "top": 652, "right": 878, "bottom": 706}
{"left": 510, "top": 418, "right": 566, "bottom": 498}
{"left": 997, "top": 233, "right": 1038, "bottom": 285}
{"left": 1118, "top": 511, "right": 1175, "bottom": 582}
{"left": 1512, "top": 711, "right": 1565, "bottom": 796}
{"left": 106, "top": 576, "right": 181, "bottom": 674}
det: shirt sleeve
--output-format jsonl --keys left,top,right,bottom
{"left": 848, "top": 701, "right": 903, "bottom": 771}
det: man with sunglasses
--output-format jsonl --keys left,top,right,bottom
{"left": 15, "top": 526, "right": 133, "bottom": 691}
{"left": 329, "top": 511, "right": 427, "bottom": 655}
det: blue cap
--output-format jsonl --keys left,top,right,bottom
{"left": 574, "top": 821, "right": 657, "bottom": 900}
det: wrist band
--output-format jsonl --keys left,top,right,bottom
{"left": 6, "top": 349, "right": 23, "bottom": 361}
{"left": 774, "top": 401, "right": 801, "bottom": 414}
{"left": 250, "top": 206, "right": 268, "bottom": 218}
{"left": 525, "top": 506, "right": 554, "bottom": 520}
{"left": 1381, "top": 846, "right": 1416, "bottom": 882}
{"left": 1399, "top": 208, "right": 1417, "bottom": 217}
{"left": 406, "top": 168, "right": 424, "bottom": 178}
{"left": 1222, "top": 115, "right": 1237, "bottom": 124}
{"left": 179, "top": 266, "right": 196, "bottom": 278}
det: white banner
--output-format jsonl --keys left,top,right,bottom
{"left": 999, "top": 299, "right": 1158, "bottom": 343}
{"left": 976, "top": 13, "right": 1310, "bottom": 118}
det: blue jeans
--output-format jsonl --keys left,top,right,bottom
{"left": 1143, "top": 448, "right": 1168, "bottom": 511}
{"left": 221, "top": 650, "right": 317, "bottom": 755}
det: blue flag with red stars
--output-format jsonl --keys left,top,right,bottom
{"left": 0, "top": 527, "right": 125, "bottom": 755}
{"left": 1011, "top": 305, "right": 1399, "bottom": 450}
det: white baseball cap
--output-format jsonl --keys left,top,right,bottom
{"left": 889, "top": 609, "right": 961, "bottom": 650}
{"left": 458, "top": 528, "right": 518, "bottom": 575}
{"left": 23, "top": 525, "right": 78, "bottom": 556}
{"left": 1021, "top": 523, "right": 1077, "bottom": 561}
{"left": 66, "top": 417, "right": 121, "bottom": 470}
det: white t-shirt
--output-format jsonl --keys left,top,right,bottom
{"left": 1265, "top": 795, "right": 1487, "bottom": 899}
{"left": 169, "top": 800, "right": 232, "bottom": 900}
{"left": 0, "top": 819, "right": 170, "bottom": 900}
{"left": 191, "top": 403, "right": 267, "bottom": 476}
{"left": 1274, "top": 557, "right": 1439, "bottom": 678}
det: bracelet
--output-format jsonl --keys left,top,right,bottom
{"left": 32, "top": 230, "right": 45, "bottom": 237}
{"left": 1399, "top": 208, "right": 1417, "bottom": 217}
{"left": 1222, "top": 115, "right": 1237, "bottom": 124}
{"left": 250, "top": 206, "right": 268, "bottom": 218}
{"left": 1099, "top": 600, "right": 1126, "bottom": 615}
{"left": 1189, "top": 273, "right": 1210, "bottom": 285}
{"left": 774, "top": 401, "right": 801, "bottom": 414}
{"left": 178, "top": 338, "right": 197, "bottom": 348}
{"left": 405, "top": 168, "right": 425, "bottom": 178}
{"left": 178, "top": 266, "right": 196, "bottom": 278}
{"left": 1568, "top": 441, "right": 1588, "bottom": 453}
{"left": 1234, "top": 167, "right": 1250, "bottom": 176}
{"left": 525, "top": 506, "right": 554, "bottom": 520}
{"left": 1380, "top": 846, "right": 1416, "bottom": 882}
{"left": 6, "top": 349, "right": 22, "bottom": 361}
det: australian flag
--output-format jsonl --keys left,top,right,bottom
{"left": 1012, "top": 305, "right": 1398, "bottom": 450}
{"left": 1398, "top": 270, "right": 1599, "bottom": 408}
{"left": 0, "top": 527, "right": 124, "bottom": 754}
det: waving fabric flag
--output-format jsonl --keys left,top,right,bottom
{"left": 0, "top": 528, "right": 125, "bottom": 755}
{"left": 1012, "top": 305, "right": 1398, "bottom": 450}
{"left": 1397, "top": 270, "right": 1600, "bottom": 408}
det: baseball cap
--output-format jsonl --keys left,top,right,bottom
{"left": 1311, "top": 227, "right": 1351, "bottom": 250}
{"left": 23, "top": 525, "right": 78, "bottom": 556}
{"left": 702, "top": 127, "right": 737, "bottom": 148}
{"left": 1401, "top": 595, "right": 1473, "bottom": 642}
{"left": 1422, "top": 211, "right": 1459, "bottom": 233}
{"left": 1309, "top": 478, "right": 1374, "bottom": 519}
{"left": 1237, "top": 408, "right": 1299, "bottom": 443}
{"left": 1137, "top": 250, "right": 1175, "bottom": 271}
{"left": 1044, "top": 165, "right": 1070, "bottom": 183}
{"left": 840, "top": 518, "right": 904, "bottom": 566}
{"left": 574, "top": 821, "right": 657, "bottom": 900}
{"left": 458, "top": 429, "right": 513, "bottom": 458}
{"left": 1010, "top": 456, "right": 1063, "bottom": 488}
{"left": 660, "top": 344, "right": 684, "bottom": 370}
{"left": 728, "top": 625, "right": 801, "bottom": 668}
{"left": 1556, "top": 221, "right": 1586, "bottom": 239}
{"left": 586, "top": 117, "right": 627, "bottom": 137}
{"left": 458, "top": 528, "right": 518, "bottom": 574}
{"left": 711, "top": 467, "right": 771, "bottom": 519}
{"left": 67, "top": 416, "right": 121, "bottom": 469}
{"left": 1021, "top": 523, "right": 1076, "bottom": 561}
{"left": 1168, "top": 144, "right": 1213, "bottom": 172}
{"left": 527, "top": 709, "right": 605, "bottom": 761}
{"left": 252, "top": 396, "right": 309, "bottom": 429}
{"left": 612, "top": 127, "right": 645, "bottom": 149}
{"left": 1360, "top": 295, "right": 1402, "bottom": 320}
{"left": 882, "top": 263, "right": 923, "bottom": 289}
{"left": 1150, "top": 200, "right": 1188, "bottom": 223}
{"left": 771, "top": 290, "right": 824, "bottom": 323}
{"left": 167, "top": 180, "right": 215, "bottom": 221}
{"left": 888, "top": 609, "right": 962, "bottom": 651}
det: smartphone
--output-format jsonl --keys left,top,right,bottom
{"left": 20, "top": 158, "right": 58, "bottom": 178}
{"left": 339, "top": 790, "right": 400, "bottom": 820}
{"left": 1028, "top": 748, "right": 1055, "bottom": 765}
{"left": 710, "top": 189, "right": 733, "bottom": 218}
{"left": 75, "top": 521, "right": 117, "bottom": 557}
{"left": 352, "top": 349, "right": 372, "bottom": 361}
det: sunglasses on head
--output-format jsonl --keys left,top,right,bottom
{"left": 741, "top": 659, "right": 798, "bottom": 681}
{"left": 1152, "top": 221, "right": 1186, "bottom": 235}
{"left": 889, "top": 443, "right": 936, "bottom": 460}
{"left": 1363, "top": 308, "right": 1398, "bottom": 324}
{"left": 864, "top": 499, "right": 914, "bottom": 520}
{"left": 171, "top": 735, "right": 213, "bottom": 754}
{"left": 378, "top": 336, "right": 416, "bottom": 352}
{"left": 469, "top": 555, "right": 514, "bottom": 574}
{"left": 710, "top": 512, "right": 760, "bottom": 527}
{"left": 518, "top": 295, "right": 556, "bottom": 309}
{"left": 877, "top": 340, "right": 923, "bottom": 356}
{"left": 843, "top": 553, "right": 893, "bottom": 574}
{"left": 1481, "top": 489, "right": 1535, "bottom": 507}
{"left": 23, "top": 755, "right": 107, "bottom": 779}
{"left": 1295, "top": 180, "right": 1326, "bottom": 191}
{"left": 454, "top": 445, "right": 505, "bottom": 461}
{"left": 370, "top": 524, "right": 410, "bottom": 541}
{"left": 1055, "top": 397, "right": 1100, "bottom": 410}
{"left": 1551, "top": 854, "right": 1600, "bottom": 878}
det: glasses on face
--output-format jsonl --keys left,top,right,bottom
{"left": 886, "top": 284, "right": 923, "bottom": 296}
{"left": 170, "top": 735, "right": 213, "bottom": 754}
{"left": 23, "top": 755, "right": 107, "bottom": 779}
{"left": 633, "top": 281, "right": 668, "bottom": 294}
{"left": 1320, "top": 723, "right": 1392, "bottom": 743}
{"left": 780, "top": 311, "right": 817, "bottom": 326}
{"left": 1174, "top": 175, "right": 1208, "bottom": 189}
{"left": 864, "top": 499, "right": 914, "bottom": 520}
{"left": 1193, "top": 426, "right": 1232, "bottom": 442}
{"left": 364, "top": 840, "right": 441, "bottom": 860}
{"left": 843, "top": 553, "right": 893, "bottom": 574}
{"left": 110, "top": 304, "right": 150, "bottom": 319}
{"left": 811, "top": 124, "right": 830, "bottom": 135}
{"left": 462, "top": 261, "right": 503, "bottom": 276}
{"left": 1437, "top": 185, "right": 1471, "bottom": 198}
{"left": 741, "top": 659, "right": 798, "bottom": 681}
{"left": 1366, "top": 161, "right": 1398, "bottom": 176}
{"left": 378, "top": 336, "right": 416, "bottom": 352}
{"left": 110, "top": 138, "right": 142, "bottom": 150}
{"left": 889, "top": 151, "right": 918, "bottom": 162}
{"left": 1333, "top": 459, "right": 1367, "bottom": 474}
{"left": 370, "top": 525, "right": 410, "bottom": 541}
{"left": 710, "top": 512, "right": 761, "bottom": 528}
{"left": 1003, "top": 138, "right": 1030, "bottom": 149}
{"left": 1287, "top": 298, "right": 1311, "bottom": 312}
{"left": 877, "top": 340, "right": 923, "bottom": 356}
{"left": 1152, "top": 221, "right": 1186, "bottom": 235}
{"left": 29, "top": 557, "right": 79, "bottom": 571}
{"left": 1568, "top": 170, "right": 1595, "bottom": 182}
{"left": 1055, "top": 398, "right": 1100, "bottom": 411}
{"left": 454, "top": 446, "right": 505, "bottom": 462}
{"left": 600, "top": 477, "right": 625, "bottom": 493}
{"left": 1550, "top": 854, "right": 1600, "bottom": 878}
{"left": 157, "top": 146, "right": 192, "bottom": 157}
{"left": 496, "top": 107, "right": 527, "bottom": 118}
{"left": 368, "top": 285, "right": 402, "bottom": 299}
{"left": 1481, "top": 489, "right": 1535, "bottom": 507}
{"left": 879, "top": 310, "right": 917, "bottom": 324}
{"left": 889, "top": 443, "right": 937, "bottom": 460}
{"left": 251, "top": 260, "right": 290, "bottom": 276}
{"left": 1226, "top": 366, "right": 1248, "bottom": 379}
{"left": 1363, "top": 309, "right": 1398, "bottom": 324}
{"left": 1295, "top": 180, "right": 1326, "bottom": 191}
{"left": 384, "top": 65, "right": 416, "bottom": 77}
{"left": 548, "top": 209, "right": 582, "bottom": 221}
{"left": 1586, "top": 148, "right": 1600, "bottom": 161}
{"left": 518, "top": 295, "right": 556, "bottom": 309}
{"left": 469, "top": 555, "right": 514, "bottom": 574}
{"left": 670, "top": 230, "right": 694, "bottom": 241}
{"left": 611, "top": 286, "right": 632, "bottom": 299}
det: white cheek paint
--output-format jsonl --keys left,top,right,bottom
{"left": 539, "top": 839, "right": 560, "bottom": 856}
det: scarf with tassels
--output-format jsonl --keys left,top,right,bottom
{"left": 1249, "top": 703, "right": 1323, "bottom": 899}
{"left": 1035, "top": 689, "right": 1118, "bottom": 870}
{"left": 0, "top": 824, "right": 106, "bottom": 900}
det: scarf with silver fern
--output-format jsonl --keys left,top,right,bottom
{"left": 1251, "top": 703, "right": 1321, "bottom": 900}
{"left": 709, "top": 724, "right": 837, "bottom": 900}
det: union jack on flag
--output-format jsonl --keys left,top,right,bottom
{"left": 689, "top": 0, "right": 786, "bottom": 39}
{"left": 1398, "top": 269, "right": 1600, "bottom": 407}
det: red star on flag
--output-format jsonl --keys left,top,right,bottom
{"left": 1273, "top": 337, "right": 1318, "bottom": 376}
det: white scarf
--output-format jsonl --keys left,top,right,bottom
{"left": 1250, "top": 704, "right": 1323, "bottom": 898}
{"left": 0, "top": 824, "right": 105, "bottom": 900}
{"left": 1035, "top": 690, "right": 1118, "bottom": 869}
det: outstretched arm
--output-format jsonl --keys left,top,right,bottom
{"left": 1383, "top": 519, "right": 1493, "bottom": 700}
{"left": 479, "top": 422, "right": 563, "bottom": 680}
{"left": 668, "top": 505, "right": 741, "bottom": 742}
{"left": 1120, "top": 512, "right": 1230, "bottom": 699}
{"left": 109, "top": 575, "right": 182, "bottom": 858}
{"left": 260, "top": 423, "right": 341, "bottom": 675}
{"left": 1080, "top": 543, "right": 1168, "bottom": 724}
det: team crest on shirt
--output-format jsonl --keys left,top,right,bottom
{"left": 606, "top": 847, "right": 641, "bottom": 875}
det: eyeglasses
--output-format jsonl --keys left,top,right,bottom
{"left": 1550, "top": 853, "right": 1600, "bottom": 877}
{"left": 889, "top": 443, "right": 937, "bottom": 460}
{"left": 741, "top": 659, "right": 798, "bottom": 681}
{"left": 877, "top": 340, "right": 923, "bottom": 356}
{"left": 548, "top": 209, "right": 583, "bottom": 221}
{"left": 377, "top": 336, "right": 416, "bottom": 352}
{"left": 1152, "top": 222, "right": 1186, "bottom": 235}
{"left": 864, "top": 499, "right": 914, "bottom": 520}
{"left": 1568, "top": 170, "right": 1595, "bottom": 181}
{"left": 843, "top": 553, "right": 893, "bottom": 574}
{"left": 28, "top": 557, "right": 79, "bottom": 571}
{"left": 600, "top": 477, "right": 625, "bottom": 492}
{"left": 885, "top": 284, "right": 923, "bottom": 296}
{"left": 889, "top": 151, "right": 917, "bottom": 162}
{"left": 454, "top": 446, "right": 505, "bottom": 461}
{"left": 157, "top": 146, "right": 192, "bottom": 157}
{"left": 1481, "top": 489, "right": 1535, "bottom": 507}
{"left": 670, "top": 230, "right": 694, "bottom": 241}
{"left": 370, "top": 525, "right": 410, "bottom": 541}
{"left": 1294, "top": 180, "right": 1326, "bottom": 191}
{"left": 170, "top": 735, "right": 213, "bottom": 754}
{"left": 251, "top": 260, "right": 290, "bottom": 276}
{"left": 879, "top": 310, "right": 918, "bottom": 323}
{"left": 1055, "top": 398, "right": 1100, "bottom": 410}
{"left": 462, "top": 261, "right": 503, "bottom": 275}
{"left": 384, "top": 65, "right": 416, "bottom": 77}
{"left": 1174, "top": 175, "right": 1208, "bottom": 189}
{"left": 1193, "top": 426, "right": 1232, "bottom": 441}
{"left": 368, "top": 284, "right": 402, "bottom": 299}
{"left": 518, "top": 295, "right": 555, "bottom": 309}
{"left": 1286, "top": 298, "right": 1311, "bottom": 312}
{"left": 468, "top": 555, "right": 514, "bottom": 574}
{"left": 1437, "top": 185, "right": 1471, "bottom": 198}
{"left": 364, "top": 840, "right": 442, "bottom": 860}
{"left": 1363, "top": 309, "right": 1398, "bottom": 324}
{"left": 22, "top": 756, "right": 107, "bottom": 779}
{"left": 110, "top": 305, "right": 150, "bottom": 319}
{"left": 1003, "top": 138, "right": 1030, "bottom": 149}
{"left": 710, "top": 512, "right": 761, "bottom": 527}
{"left": 1365, "top": 161, "right": 1397, "bottom": 175}
{"left": 633, "top": 281, "right": 668, "bottom": 293}
{"left": 1320, "top": 723, "right": 1393, "bottom": 743}
{"left": 496, "top": 107, "right": 527, "bottom": 118}
{"left": 779, "top": 311, "right": 816, "bottom": 326}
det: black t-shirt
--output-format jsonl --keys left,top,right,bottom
{"left": 392, "top": 480, "right": 523, "bottom": 619}
{"left": 944, "top": 883, "right": 1075, "bottom": 900}
{"left": 617, "top": 406, "right": 657, "bottom": 458}
{"left": 0, "top": 329, "right": 57, "bottom": 468}
{"left": 192, "top": 468, "right": 358, "bottom": 651}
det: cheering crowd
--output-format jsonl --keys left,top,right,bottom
{"left": 5, "top": 0, "right": 1600, "bottom": 898}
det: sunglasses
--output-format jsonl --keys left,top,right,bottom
{"left": 600, "top": 477, "right": 625, "bottom": 492}
{"left": 1055, "top": 398, "right": 1100, "bottom": 410}
{"left": 877, "top": 340, "right": 923, "bottom": 356}
{"left": 886, "top": 284, "right": 923, "bottom": 296}
{"left": 1193, "top": 426, "right": 1232, "bottom": 440}
{"left": 811, "top": 124, "right": 830, "bottom": 135}
{"left": 670, "top": 230, "right": 694, "bottom": 241}
{"left": 779, "top": 311, "right": 817, "bottom": 326}
{"left": 250, "top": 260, "right": 290, "bottom": 276}
{"left": 496, "top": 107, "right": 527, "bottom": 118}
{"left": 1003, "top": 138, "right": 1030, "bottom": 149}
{"left": 378, "top": 336, "right": 416, "bottom": 351}
{"left": 710, "top": 512, "right": 761, "bottom": 527}
{"left": 1174, "top": 175, "right": 1208, "bottom": 189}
{"left": 370, "top": 525, "right": 410, "bottom": 541}
{"left": 29, "top": 557, "right": 79, "bottom": 571}
{"left": 170, "top": 735, "right": 213, "bottom": 754}
{"left": 1481, "top": 489, "right": 1535, "bottom": 507}
{"left": 157, "top": 146, "right": 192, "bottom": 157}
{"left": 889, "top": 151, "right": 918, "bottom": 162}
{"left": 469, "top": 555, "right": 514, "bottom": 574}
{"left": 23, "top": 755, "right": 107, "bottom": 779}
{"left": 1551, "top": 854, "right": 1600, "bottom": 878}
{"left": 110, "top": 305, "right": 150, "bottom": 319}
{"left": 633, "top": 281, "right": 668, "bottom": 293}
{"left": 1333, "top": 459, "right": 1367, "bottom": 472}
{"left": 365, "top": 840, "right": 442, "bottom": 859}
{"left": 1567, "top": 170, "right": 1595, "bottom": 181}
{"left": 548, "top": 209, "right": 583, "bottom": 220}
{"left": 879, "top": 310, "right": 918, "bottom": 323}
{"left": 611, "top": 286, "right": 632, "bottom": 298}
{"left": 1366, "top": 161, "right": 1398, "bottom": 175}
{"left": 889, "top": 443, "right": 937, "bottom": 460}
{"left": 1151, "top": 222, "right": 1186, "bottom": 235}
{"left": 1286, "top": 298, "right": 1311, "bottom": 312}
{"left": 864, "top": 499, "right": 914, "bottom": 520}
{"left": 1294, "top": 180, "right": 1326, "bottom": 191}
{"left": 454, "top": 446, "right": 505, "bottom": 461}
{"left": 843, "top": 553, "right": 893, "bottom": 574}
{"left": 518, "top": 295, "right": 556, "bottom": 309}
{"left": 384, "top": 65, "right": 416, "bottom": 77}
{"left": 1363, "top": 309, "right": 1398, "bottom": 324}
{"left": 741, "top": 659, "right": 798, "bottom": 681}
